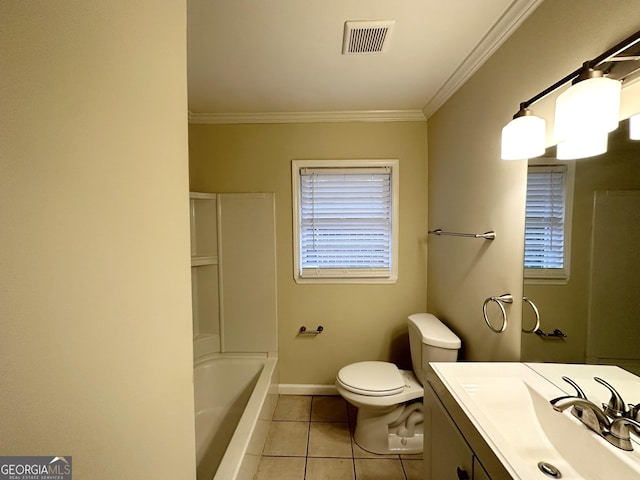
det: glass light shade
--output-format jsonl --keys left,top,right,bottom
{"left": 556, "top": 131, "right": 608, "bottom": 160}
{"left": 630, "top": 113, "right": 640, "bottom": 140}
{"left": 501, "top": 114, "right": 546, "bottom": 160}
{"left": 554, "top": 76, "right": 621, "bottom": 141}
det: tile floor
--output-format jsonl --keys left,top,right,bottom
{"left": 255, "top": 395, "right": 423, "bottom": 480}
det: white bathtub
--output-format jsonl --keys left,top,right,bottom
{"left": 194, "top": 354, "right": 278, "bottom": 480}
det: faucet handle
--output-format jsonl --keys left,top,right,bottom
{"left": 625, "top": 404, "right": 640, "bottom": 434}
{"left": 594, "top": 377, "right": 627, "bottom": 418}
{"left": 562, "top": 376, "right": 587, "bottom": 398}
{"left": 550, "top": 376, "right": 587, "bottom": 418}
{"left": 550, "top": 376, "right": 587, "bottom": 404}
{"left": 606, "top": 417, "right": 640, "bottom": 451}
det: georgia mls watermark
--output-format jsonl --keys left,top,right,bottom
{"left": 0, "top": 457, "right": 71, "bottom": 480}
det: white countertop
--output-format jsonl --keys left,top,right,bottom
{"left": 428, "top": 362, "right": 640, "bottom": 480}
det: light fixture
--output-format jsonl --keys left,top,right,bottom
{"left": 554, "top": 64, "right": 621, "bottom": 142}
{"left": 501, "top": 106, "right": 546, "bottom": 160}
{"left": 556, "top": 131, "right": 608, "bottom": 160}
{"left": 502, "top": 29, "right": 640, "bottom": 161}
{"left": 631, "top": 113, "right": 640, "bottom": 140}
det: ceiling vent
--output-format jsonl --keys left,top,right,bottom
{"left": 342, "top": 20, "right": 395, "bottom": 55}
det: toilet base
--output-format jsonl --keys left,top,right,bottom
{"left": 354, "top": 431, "right": 423, "bottom": 455}
{"left": 353, "top": 401, "right": 424, "bottom": 455}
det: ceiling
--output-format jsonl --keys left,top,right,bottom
{"left": 187, "top": 0, "right": 543, "bottom": 123}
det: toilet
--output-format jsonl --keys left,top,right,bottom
{"left": 335, "top": 313, "right": 461, "bottom": 454}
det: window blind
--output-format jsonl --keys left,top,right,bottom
{"left": 524, "top": 165, "right": 567, "bottom": 270}
{"left": 298, "top": 166, "right": 392, "bottom": 277}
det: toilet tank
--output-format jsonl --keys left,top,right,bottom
{"left": 407, "top": 313, "right": 461, "bottom": 385}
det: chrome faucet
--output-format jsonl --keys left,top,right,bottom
{"left": 627, "top": 404, "right": 640, "bottom": 434}
{"left": 594, "top": 376, "right": 627, "bottom": 418}
{"left": 606, "top": 417, "right": 640, "bottom": 451}
{"left": 550, "top": 376, "right": 589, "bottom": 420}
{"left": 552, "top": 397, "right": 611, "bottom": 435}
{"left": 595, "top": 376, "right": 640, "bottom": 436}
{"left": 550, "top": 376, "right": 640, "bottom": 451}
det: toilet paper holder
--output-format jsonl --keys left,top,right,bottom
{"left": 299, "top": 325, "right": 324, "bottom": 335}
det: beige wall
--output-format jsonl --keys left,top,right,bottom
{"left": 0, "top": 2, "right": 196, "bottom": 479}
{"left": 189, "top": 122, "right": 428, "bottom": 384}
{"left": 427, "top": 0, "right": 640, "bottom": 361}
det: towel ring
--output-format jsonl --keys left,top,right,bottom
{"left": 522, "top": 297, "right": 541, "bottom": 333}
{"left": 482, "top": 294, "right": 513, "bottom": 333}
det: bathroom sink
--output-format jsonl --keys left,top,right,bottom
{"left": 430, "top": 363, "right": 640, "bottom": 479}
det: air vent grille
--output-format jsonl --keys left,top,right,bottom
{"left": 342, "top": 21, "right": 395, "bottom": 55}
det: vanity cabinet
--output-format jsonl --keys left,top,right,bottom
{"left": 425, "top": 383, "right": 491, "bottom": 480}
{"left": 473, "top": 458, "right": 491, "bottom": 480}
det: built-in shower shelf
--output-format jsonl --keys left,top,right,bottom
{"left": 190, "top": 192, "right": 278, "bottom": 359}
{"left": 191, "top": 255, "right": 218, "bottom": 267}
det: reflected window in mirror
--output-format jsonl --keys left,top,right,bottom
{"left": 524, "top": 161, "right": 575, "bottom": 284}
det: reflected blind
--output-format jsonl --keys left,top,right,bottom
{"left": 299, "top": 166, "right": 392, "bottom": 277}
{"left": 525, "top": 165, "right": 567, "bottom": 269}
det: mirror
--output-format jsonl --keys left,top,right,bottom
{"left": 521, "top": 118, "right": 640, "bottom": 374}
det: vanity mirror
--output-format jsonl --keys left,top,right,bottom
{"left": 521, "top": 118, "right": 640, "bottom": 373}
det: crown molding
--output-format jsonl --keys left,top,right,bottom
{"left": 188, "top": 1, "right": 542, "bottom": 124}
{"left": 188, "top": 109, "right": 426, "bottom": 125}
{"left": 422, "top": 0, "right": 544, "bottom": 119}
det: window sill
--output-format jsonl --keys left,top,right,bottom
{"left": 524, "top": 277, "right": 569, "bottom": 286}
{"left": 294, "top": 275, "right": 398, "bottom": 285}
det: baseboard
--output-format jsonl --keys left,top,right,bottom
{"left": 278, "top": 384, "right": 338, "bottom": 395}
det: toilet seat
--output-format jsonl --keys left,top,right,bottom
{"left": 337, "top": 361, "right": 405, "bottom": 397}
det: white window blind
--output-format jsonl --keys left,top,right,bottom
{"left": 292, "top": 160, "right": 398, "bottom": 283}
{"left": 524, "top": 165, "right": 567, "bottom": 273}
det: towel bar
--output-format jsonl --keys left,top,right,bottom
{"left": 428, "top": 228, "right": 496, "bottom": 240}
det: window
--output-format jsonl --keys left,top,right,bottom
{"left": 292, "top": 159, "right": 399, "bottom": 284}
{"left": 524, "top": 162, "right": 574, "bottom": 283}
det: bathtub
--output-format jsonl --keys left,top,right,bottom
{"left": 194, "top": 354, "right": 278, "bottom": 480}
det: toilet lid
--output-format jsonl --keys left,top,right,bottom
{"left": 337, "top": 361, "right": 405, "bottom": 397}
